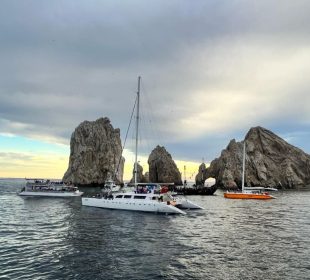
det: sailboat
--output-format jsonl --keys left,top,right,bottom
{"left": 82, "top": 77, "right": 186, "bottom": 214}
{"left": 223, "top": 141, "right": 275, "bottom": 199}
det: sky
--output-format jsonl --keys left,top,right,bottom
{"left": 1, "top": 0, "right": 310, "bottom": 180}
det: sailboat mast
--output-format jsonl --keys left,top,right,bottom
{"left": 241, "top": 141, "right": 246, "bottom": 192}
{"left": 183, "top": 165, "right": 187, "bottom": 186}
{"left": 134, "top": 76, "right": 141, "bottom": 185}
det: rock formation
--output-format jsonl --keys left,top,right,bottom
{"left": 195, "top": 163, "right": 207, "bottom": 186}
{"left": 129, "top": 163, "right": 148, "bottom": 183}
{"left": 148, "top": 145, "right": 182, "bottom": 185}
{"left": 63, "top": 117, "right": 124, "bottom": 185}
{"left": 204, "top": 126, "right": 310, "bottom": 189}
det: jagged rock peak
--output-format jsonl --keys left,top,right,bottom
{"left": 205, "top": 126, "right": 310, "bottom": 189}
{"left": 63, "top": 117, "right": 124, "bottom": 185}
{"left": 148, "top": 145, "right": 182, "bottom": 185}
{"left": 245, "top": 126, "right": 306, "bottom": 155}
{"left": 130, "top": 162, "right": 148, "bottom": 183}
{"left": 195, "top": 163, "right": 207, "bottom": 185}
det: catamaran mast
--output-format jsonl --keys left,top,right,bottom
{"left": 241, "top": 141, "right": 246, "bottom": 192}
{"left": 183, "top": 165, "right": 187, "bottom": 186}
{"left": 134, "top": 76, "right": 141, "bottom": 186}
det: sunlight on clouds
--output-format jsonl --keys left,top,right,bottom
{"left": 0, "top": 118, "right": 68, "bottom": 146}
{"left": 0, "top": 151, "right": 68, "bottom": 179}
{"left": 160, "top": 39, "right": 310, "bottom": 141}
{"left": 122, "top": 148, "right": 149, "bottom": 181}
{"left": 0, "top": 132, "right": 16, "bottom": 137}
{"left": 174, "top": 159, "right": 206, "bottom": 182}
{"left": 0, "top": 118, "right": 31, "bottom": 132}
{"left": 27, "top": 132, "right": 69, "bottom": 146}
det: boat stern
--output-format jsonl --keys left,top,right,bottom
{"left": 165, "top": 204, "right": 186, "bottom": 215}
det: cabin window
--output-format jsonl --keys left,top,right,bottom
{"left": 133, "top": 196, "right": 146, "bottom": 199}
{"left": 124, "top": 195, "right": 132, "bottom": 199}
{"left": 115, "top": 195, "right": 123, "bottom": 198}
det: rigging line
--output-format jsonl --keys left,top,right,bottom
{"left": 145, "top": 89, "right": 170, "bottom": 148}
{"left": 139, "top": 99, "right": 152, "bottom": 158}
{"left": 143, "top": 90, "right": 158, "bottom": 142}
{"left": 140, "top": 82, "right": 163, "bottom": 147}
{"left": 114, "top": 95, "right": 138, "bottom": 181}
{"left": 138, "top": 80, "right": 153, "bottom": 158}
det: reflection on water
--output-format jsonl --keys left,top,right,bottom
{"left": 0, "top": 179, "right": 309, "bottom": 280}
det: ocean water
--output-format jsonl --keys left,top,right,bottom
{"left": 0, "top": 179, "right": 309, "bottom": 280}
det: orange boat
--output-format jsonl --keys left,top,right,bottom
{"left": 223, "top": 141, "right": 276, "bottom": 200}
{"left": 224, "top": 190, "right": 275, "bottom": 199}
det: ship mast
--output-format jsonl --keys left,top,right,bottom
{"left": 183, "top": 165, "right": 187, "bottom": 186}
{"left": 134, "top": 76, "right": 141, "bottom": 186}
{"left": 241, "top": 141, "right": 246, "bottom": 192}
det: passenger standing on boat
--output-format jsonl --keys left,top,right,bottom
{"left": 160, "top": 186, "right": 169, "bottom": 194}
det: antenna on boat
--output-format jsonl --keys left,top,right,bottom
{"left": 134, "top": 76, "right": 141, "bottom": 186}
{"left": 242, "top": 141, "right": 246, "bottom": 192}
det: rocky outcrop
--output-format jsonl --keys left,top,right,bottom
{"left": 63, "top": 117, "right": 124, "bottom": 185}
{"left": 129, "top": 163, "right": 148, "bottom": 183}
{"left": 144, "top": 172, "right": 149, "bottom": 182}
{"left": 195, "top": 163, "right": 207, "bottom": 186}
{"left": 205, "top": 126, "right": 310, "bottom": 189}
{"left": 148, "top": 145, "right": 182, "bottom": 185}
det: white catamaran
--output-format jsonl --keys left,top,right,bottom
{"left": 82, "top": 77, "right": 202, "bottom": 214}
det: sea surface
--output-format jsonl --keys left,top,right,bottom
{"left": 1, "top": 178, "right": 309, "bottom": 280}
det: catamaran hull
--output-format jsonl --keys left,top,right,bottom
{"left": 19, "top": 191, "right": 83, "bottom": 197}
{"left": 175, "top": 198, "right": 204, "bottom": 209}
{"left": 224, "top": 192, "right": 275, "bottom": 199}
{"left": 82, "top": 197, "right": 186, "bottom": 214}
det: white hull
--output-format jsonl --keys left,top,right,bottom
{"left": 82, "top": 197, "right": 186, "bottom": 214}
{"left": 19, "top": 191, "right": 83, "bottom": 197}
{"left": 175, "top": 197, "right": 204, "bottom": 209}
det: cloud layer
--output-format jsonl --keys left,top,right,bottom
{"left": 1, "top": 0, "right": 310, "bottom": 171}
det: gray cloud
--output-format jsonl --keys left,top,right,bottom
{"left": 1, "top": 0, "right": 310, "bottom": 162}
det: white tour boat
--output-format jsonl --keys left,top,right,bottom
{"left": 82, "top": 77, "right": 193, "bottom": 214}
{"left": 19, "top": 178, "right": 83, "bottom": 197}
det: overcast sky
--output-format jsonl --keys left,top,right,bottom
{"left": 1, "top": 0, "right": 310, "bottom": 178}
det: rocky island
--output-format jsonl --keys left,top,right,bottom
{"left": 63, "top": 117, "right": 183, "bottom": 186}
{"left": 63, "top": 117, "right": 124, "bottom": 186}
{"left": 203, "top": 126, "right": 310, "bottom": 189}
{"left": 63, "top": 117, "right": 310, "bottom": 191}
{"left": 128, "top": 145, "right": 182, "bottom": 185}
{"left": 148, "top": 145, "right": 183, "bottom": 185}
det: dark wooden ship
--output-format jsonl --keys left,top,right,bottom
{"left": 169, "top": 182, "right": 217, "bottom": 196}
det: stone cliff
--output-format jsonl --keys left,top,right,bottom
{"left": 195, "top": 163, "right": 207, "bottom": 186}
{"left": 148, "top": 145, "right": 182, "bottom": 185}
{"left": 63, "top": 117, "right": 124, "bottom": 185}
{"left": 129, "top": 163, "right": 148, "bottom": 183}
{"left": 205, "top": 126, "right": 310, "bottom": 189}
